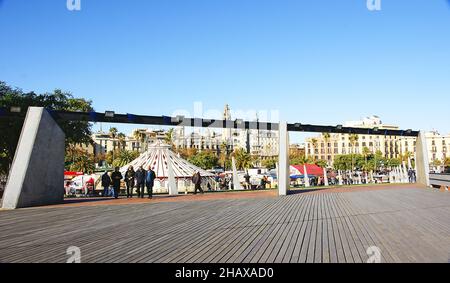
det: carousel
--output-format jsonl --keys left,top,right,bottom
{"left": 119, "top": 141, "right": 215, "bottom": 194}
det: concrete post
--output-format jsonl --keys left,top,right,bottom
{"left": 416, "top": 131, "right": 430, "bottom": 187}
{"left": 232, "top": 157, "right": 243, "bottom": 190}
{"left": 2, "top": 107, "right": 65, "bottom": 209}
{"left": 303, "top": 164, "right": 310, "bottom": 187}
{"left": 323, "top": 167, "right": 329, "bottom": 186}
{"left": 278, "top": 121, "right": 289, "bottom": 196}
{"left": 167, "top": 157, "right": 178, "bottom": 196}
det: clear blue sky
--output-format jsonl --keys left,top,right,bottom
{"left": 1, "top": 0, "right": 450, "bottom": 141}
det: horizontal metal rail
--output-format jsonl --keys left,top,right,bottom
{"left": 429, "top": 173, "right": 450, "bottom": 187}
{"left": 0, "top": 108, "right": 420, "bottom": 137}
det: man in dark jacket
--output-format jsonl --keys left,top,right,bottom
{"left": 192, "top": 171, "right": 204, "bottom": 195}
{"left": 135, "top": 166, "right": 146, "bottom": 198}
{"left": 146, "top": 167, "right": 156, "bottom": 199}
{"left": 111, "top": 167, "right": 123, "bottom": 199}
{"left": 125, "top": 166, "right": 136, "bottom": 198}
{"left": 101, "top": 171, "right": 111, "bottom": 197}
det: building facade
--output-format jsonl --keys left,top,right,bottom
{"left": 305, "top": 116, "right": 450, "bottom": 170}
{"left": 172, "top": 104, "right": 279, "bottom": 160}
{"left": 91, "top": 104, "right": 279, "bottom": 161}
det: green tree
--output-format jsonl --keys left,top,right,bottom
{"left": 112, "top": 150, "right": 140, "bottom": 168}
{"left": 262, "top": 158, "right": 278, "bottom": 169}
{"left": 349, "top": 134, "right": 359, "bottom": 171}
{"left": 387, "top": 158, "right": 401, "bottom": 168}
{"left": 117, "top": 132, "right": 126, "bottom": 150}
{"left": 444, "top": 157, "right": 450, "bottom": 167}
{"left": 219, "top": 141, "right": 229, "bottom": 170}
{"left": 133, "top": 130, "right": 147, "bottom": 153}
{"left": 333, "top": 155, "right": 352, "bottom": 171}
{"left": 233, "top": 148, "right": 253, "bottom": 170}
{"left": 291, "top": 154, "right": 312, "bottom": 166}
{"left": 65, "top": 148, "right": 96, "bottom": 173}
{"left": 188, "top": 150, "right": 219, "bottom": 170}
{"left": 315, "top": 159, "right": 328, "bottom": 168}
{"left": 431, "top": 159, "right": 442, "bottom": 167}
{"left": 362, "top": 146, "right": 371, "bottom": 170}
{"left": 0, "top": 81, "right": 93, "bottom": 174}
{"left": 165, "top": 128, "right": 174, "bottom": 145}
{"left": 108, "top": 127, "right": 118, "bottom": 151}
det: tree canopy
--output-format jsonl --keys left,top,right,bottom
{"left": 0, "top": 81, "right": 94, "bottom": 174}
{"left": 188, "top": 150, "right": 219, "bottom": 170}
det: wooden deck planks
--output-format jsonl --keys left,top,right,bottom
{"left": 0, "top": 187, "right": 449, "bottom": 263}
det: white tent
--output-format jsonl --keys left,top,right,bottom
{"left": 120, "top": 141, "right": 215, "bottom": 193}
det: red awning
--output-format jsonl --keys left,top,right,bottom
{"left": 291, "top": 164, "right": 324, "bottom": 176}
{"left": 64, "top": 171, "right": 84, "bottom": 176}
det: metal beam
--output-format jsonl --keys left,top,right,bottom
{"left": 0, "top": 108, "right": 420, "bottom": 137}
{"left": 287, "top": 123, "right": 419, "bottom": 137}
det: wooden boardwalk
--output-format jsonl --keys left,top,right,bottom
{"left": 0, "top": 187, "right": 449, "bottom": 263}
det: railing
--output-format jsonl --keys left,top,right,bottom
{"left": 429, "top": 173, "right": 450, "bottom": 188}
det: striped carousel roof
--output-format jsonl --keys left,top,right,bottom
{"left": 120, "top": 141, "right": 214, "bottom": 179}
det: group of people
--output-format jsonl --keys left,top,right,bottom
{"left": 408, "top": 168, "right": 417, "bottom": 183}
{"left": 244, "top": 174, "right": 269, "bottom": 190}
{"left": 101, "top": 166, "right": 157, "bottom": 199}
{"left": 214, "top": 173, "right": 269, "bottom": 191}
{"left": 101, "top": 166, "right": 206, "bottom": 199}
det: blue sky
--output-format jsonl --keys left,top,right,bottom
{"left": 1, "top": 0, "right": 450, "bottom": 142}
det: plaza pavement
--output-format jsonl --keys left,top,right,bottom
{"left": 0, "top": 184, "right": 449, "bottom": 263}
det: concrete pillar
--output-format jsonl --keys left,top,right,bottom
{"left": 303, "top": 165, "right": 310, "bottom": 187}
{"left": 278, "top": 121, "right": 289, "bottom": 196}
{"left": 167, "top": 158, "right": 178, "bottom": 196}
{"left": 323, "top": 167, "right": 329, "bottom": 186}
{"left": 416, "top": 131, "right": 430, "bottom": 187}
{"left": 232, "top": 157, "right": 242, "bottom": 190}
{"left": 2, "top": 107, "right": 65, "bottom": 209}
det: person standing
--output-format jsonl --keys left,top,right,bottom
{"left": 125, "top": 166, "right": 136, "bottom": 198}
{"left": 111, "top": 167, "right": 123, "bottom": 199}
{"left": 146, "top": 167, "right": 156, "bottom": 199}
{"left": 135, "top": 166, "right": 147, "bottom": 198}
{"left": 101, "top": 171, "right": 111, "bottom": 197}
{"left": 192, "top": 171, "right": 204, "bottom": 195}
{"left": 244, "top": 171, "right": 251, "bottom": 190}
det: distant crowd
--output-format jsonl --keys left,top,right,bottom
{"left": 99, "top": 166, "right": 205, "bottom": 199}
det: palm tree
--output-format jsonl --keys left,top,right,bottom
{"left": 112, "top": 150, "right": 139, "bottom": 168}
{"left": 219, "top": 141, "right": 228, "bottom": 169}
{"left": 165, "top": 128, "right": 174, "bottom": 145}
{"left": 362, "top": 146, "right": 371, "bottom": 166}
{"left": 293, "top": 154, "right": 312, "bottom": 166}
{"left": 67, "top": 149, "right": 96, "bottom": 174}
{"left": 349, "top": 134, "right": 359, "bottom": 171}
{"left": 444, "top": 158, "right": 450, "bottom": 173}
{"left": 133, "top": 130, "right": 146, "bottom": 153}
{"left": 109, "top": 127, "right": 119, "bottom": 157}
{"left": 315, "top": 159, "right": 328, "bottom": 168}
{"left": 233, "top": 148, "right": 253, "bottom": 170}
{"left": 117, "top": 133, "right": 126, "bottom": 150}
